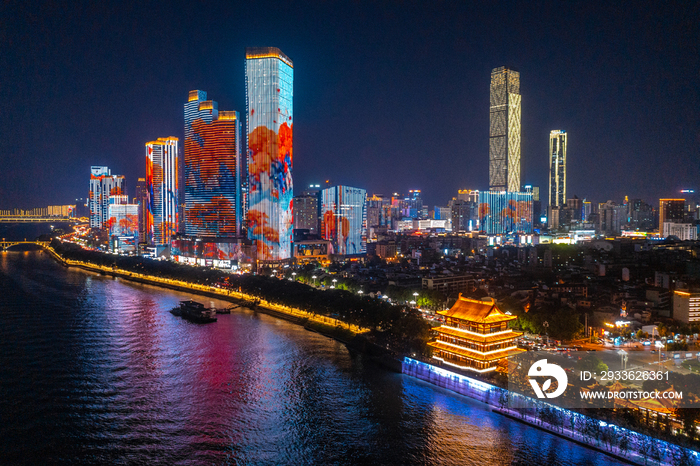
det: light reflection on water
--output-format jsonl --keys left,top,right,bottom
{"left": 0, "top": 252, "right": 625, "bottom": 465}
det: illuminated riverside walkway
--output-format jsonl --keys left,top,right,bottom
{"left": 44, "top": 247, "right": 369, "bottom": 335}
{"left": 403, "top": 358, "right": 698, "bottom": 465}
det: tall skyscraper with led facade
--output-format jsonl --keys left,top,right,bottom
{"left": 489, "top": 67, "right": 521, "bottom": 192}
{"left": 321, "top": 185, "right": 367, "bottom": 256}
{"left": 89, "top": 166, "right": 125, "bottom": 229}
{"left": 478, "top": 191, "right": 533, "bottom": 234}
{"left": 184, "top": 90, "right": 242, "bottom": 238}
{"left": 548, "top": 130, "right": 567, "bottom": 208}
{"left": 146, "top": 137, "right": 179, "bottom": 246}
{"left": 135, "top": 178, "right": 148, "bottom": 244}
{"left": 245, "top": 47, "right": 293, "bottom": 261}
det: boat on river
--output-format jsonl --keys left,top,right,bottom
{"left": 170, "top": 300, "right": 217, "bottom": 323}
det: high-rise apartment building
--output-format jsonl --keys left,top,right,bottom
{"left": 89, "top": 166, "right": 125, "bottom": 229}
{"left": 183, "top": 90, "right": 242, "bottom": 238}
{"left": 146, "top": 137, "right": 179, "bottom": 246}
{"left": 135, "top": 178, "right": 147, "bottom": 244}
{"left": 489, "top": 67, "right": 521, "bottom": 192}
{"left": 293, "top": 192, "right": 319, "bottom": 234}
{"left": 245, "top": 47, "right": 294, "bottom": 261}
{"left": 548, "top": 130, "right": 567, "bottom": 208}
{"left": 320, "top": 185, "right": 367, "bottom": 256}
{"left": 659, "top": 199, "right": 685, "bottom": 236}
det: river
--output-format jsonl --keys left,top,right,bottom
{"left": 0, "top": 250, "right": 625, "bottom": 465}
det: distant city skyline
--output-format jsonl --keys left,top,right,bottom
{"left": 1, "top": 2, "right": 698, "bottom": 209}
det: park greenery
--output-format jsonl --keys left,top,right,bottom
{"left": 51, "top": 239, "right": 431, "bottom": 355}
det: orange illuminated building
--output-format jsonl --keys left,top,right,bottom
{"left": 429, "top": 295, "right": 524, "bottom": 373}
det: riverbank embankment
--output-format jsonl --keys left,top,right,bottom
{"left": 44, "top": 246, "right": 400, "bottom": 369}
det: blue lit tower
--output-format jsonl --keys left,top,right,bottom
{"left": 245, "top": 47, "right": 294, "bottom": 261}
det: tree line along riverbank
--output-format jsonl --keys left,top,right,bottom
{"left": 48, "top": 239, "right": 431, "bottom": 358}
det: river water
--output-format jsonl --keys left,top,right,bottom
{"left": 0, "top": 250, "right": 625, "bottom": 465}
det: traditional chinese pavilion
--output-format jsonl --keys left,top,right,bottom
{"left": 429, "top": 295, "right": 524, "bottom": 373}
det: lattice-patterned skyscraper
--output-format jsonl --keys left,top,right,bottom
{"left": 489, "top": 67, "right": 521, "bottom": 192}
{"left": 245, "top": 47, "right": 293, "bottom": 261}
{"left": 548, "top": 130, "right": 567, "bottom": 208}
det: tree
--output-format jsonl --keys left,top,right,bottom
{"left": 576, "top": 354, "right": 608, "bottom": 374}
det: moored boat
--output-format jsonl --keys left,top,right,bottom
{"left": 171, "top": 300, "right": 217, "bottom": 323}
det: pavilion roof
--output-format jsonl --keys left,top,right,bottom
{"left": 437, "top": 294, "right": 517, "bottom": 324}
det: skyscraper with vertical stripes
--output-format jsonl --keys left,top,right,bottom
{"left": 489, "top": 67, "right": 521, "bottom": 192}
{"left": 245, "top": 47, "right": 294, "bottom": 261}
{"left": 146, "top": 137, "right": 179, "bottom": 246}
{"left": 89, "top": 166, "right": 126, "bottom": 229}
{"left": 183, "top": 90, "right": 242, "bottom": 238}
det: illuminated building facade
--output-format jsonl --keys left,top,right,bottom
{"left": 429, "top": 295, "right": 524, "bottom": 372}
{"left": 89, "top": 166, "right": 125, "bottom": 229}
{"left": 489, "top": 67, "right": 521, "bottom": 192}
{"left": 548, "top": 130, "right": 567, "bottom": 209}
{"left": 184, "top": 90, "right": 242, "bottom": 238}
{"left": 136, "top": 178, "right": 147, "bottom": 244}
{"left": 673, "top": 290, "right": 700, "bottom": 324}
{"left": 659, "top": 199, "right": 685, "bottom": 236}
{"left": 146, "top": 137, "right": 179, "bottom": 246}
{"left": 246, "top": 47, "right": 294, "bottom": 261}
{"left": 478, "top": 191, "right": 533, "bottom": 234}
{"left": 321, "top": 185, "right": 367, "bottom": 256}
{"left": 171, "top": 237, "right": 252, "bottom": 269}
{"left": 107, "top": 195, "right": 138, "bottom": 253}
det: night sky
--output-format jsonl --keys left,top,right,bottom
{"left": 1, "top": 1, "right": 698, "bottom": 210}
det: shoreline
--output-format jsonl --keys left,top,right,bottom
{"left": 39, "top": 246, "right": 685, "bottom": 463}
{"left": 43, "top": 246, "right": 400, "bottom": 371}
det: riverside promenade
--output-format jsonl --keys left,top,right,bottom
{"left": 43, "top": 246, "right": 369, "bottom": 336}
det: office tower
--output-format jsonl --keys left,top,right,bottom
{"left": 548, "top": 130, "right": 567, "bottom": 207}
{"left": 245, "top": 47, "right": 294, "bottom": 261}
{"left": 146, "top": 137, "right": 179, "bottom": 246}
{"left": 478, "top": 191, "right": 533, "bottom": 234}
{"left": 659, "top": 199, "right": 685, "bottom": 235}
{"left": 107, "top": 194, "right": 138, "bottom": 253}
{"left": 457, "top": 189, "right": 480, "bottom": 203}
{"left": 489, "top": 67, "right": 521, "bottom": 192}
{"left": 293, "top": 192, "right": 319, "bottom": 234}
{"left": 583, "top": 201, "right": 592, "bottom": 222}
{"left": 598, "top": 201, "right": 626, "bottom": 236}
{"left": 184, "top": 90, "right": 242, "bottom": 238}
{"left": 320, "top": 185, "right": 367, "bottom": 255}
{"left": 451, "top": 200, "right": 475, "bottom": 232}
{"left": 135, "top": 178, "right": 148, "bottom": 244}
{"left": 567, "top": 196, "right": 583, "bottom": 223}
{"left": 89, "top": 166, "right": 125, "bottom": 229}
{"left": 523, "top": 185, "right": 541, "bottom": 227}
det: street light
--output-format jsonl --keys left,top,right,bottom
{"left": 410, "top": 300, "right": 416, "bottom": 306}
{"left": 358, "top": 290, "right": 363, "bottom": 295}
{"left": 292, "top": 272, "right": 297, "bottom": 281}
{"left": 331, "top": 278, "right": 337, "bottom": 289}
{"left": 312, "top": 275, "right": 317, "bottom": 286}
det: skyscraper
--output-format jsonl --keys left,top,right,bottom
{"left": 489, "top": 67, "right": 521, "bottom": 192}
{"left": 146, "top": 137, "right": 179, "bottom": 246}
{"left": 89, "top": 166, "right": 125, "bottom": 229}
{"left": 548, "top": 130, "right": 567, "bottom": 208}
{"left": 659, "top": 198, "right": 685, "bottom": 236}
{"left": 245, "top": 47, "right": 294, "bottom": 261}
{"left": 320, "top": 185, "right": 367, "bottom": 255}
{"left": 135, "top": 178, "right": 148, "bottom": 244}
{"left": 183, "top": 90, "right": 242, "bottom": 238}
